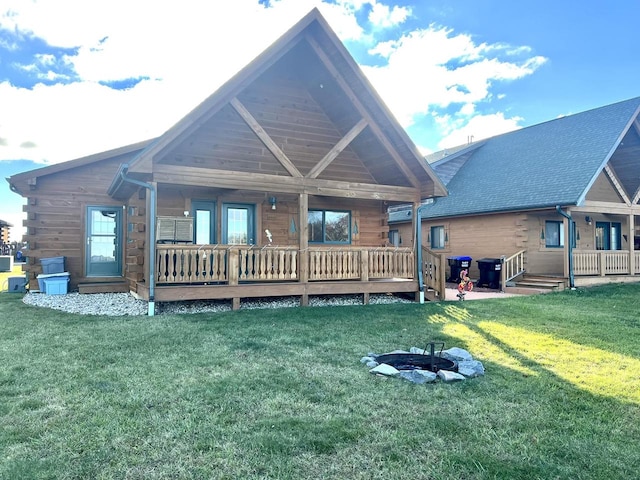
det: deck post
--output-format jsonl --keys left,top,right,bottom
{"left": 229, "top": 249, "right": 239, "bottom": 285}
{"left": 299, "top": 193, "right": 309, "bottom": 306}
{"left": 599, "top": 251, "right": 606, "bottom": 276}
{"left": 229, "top": 249, "right": 240, "bottom": 310}
{"left": 360, "top": 249, "right": 369, "bottom": 282}
{"left": 628, "top": 214, "right": 635, "bottom": 274}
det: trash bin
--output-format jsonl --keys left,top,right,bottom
{"left": 476, "top": 258, "right": 502, "bottom": 289}
{"left": 447, "top": 256, "right": 472, "bottom": 282}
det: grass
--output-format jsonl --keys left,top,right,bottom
{"left": 1, "top": 284, "right": 639, "bottom": 479}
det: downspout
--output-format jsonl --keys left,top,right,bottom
{"left": 118, "top": 165, "right": 157, "bottom": 316}
{"left": 415, "top": 203, "right": 430, "bottom": 304}
{"left": 555, "top": 206, "right": 575, "bottom": 289}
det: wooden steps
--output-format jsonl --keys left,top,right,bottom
{"left": 506, "top": 274, "right": 567, "bottom": 294}
{"left": 78, "top": 282, "right": 130, "bottom": 294}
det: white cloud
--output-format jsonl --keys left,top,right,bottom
{"left": 368, "top": 1, "right": 411, "bottom": 28}
{"left": 0, "top": 0, "right": 545, "bottom": 165}
{"left": 437, "top": 112, "right": 522, "bottom": 149}
{"left": 362, "top": 25, "right": 546, "bottom": 128}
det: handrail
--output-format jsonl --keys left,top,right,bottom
{"left": 420, "top": 246, "right": 446, "bottom": 300}
{"left": 501, "top": 249, "right": 526, "bottom": 290}
{"left": 156, "top": 245, "right": 414, "bottom": 284}
{"left": 573, "top": 250, "right": 634, "bottom": 276}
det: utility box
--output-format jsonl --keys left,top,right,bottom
{"left": 476, "top": 258, "right": 502, "bottom": 289}
{"left": 0, "top": 255, "right": 13, "bottom": 272}
{"left": 8, "top": 276, "right": 27, "bottom": 293}
{"left": 41, "top": 256, "right": 65, "bottom": 274}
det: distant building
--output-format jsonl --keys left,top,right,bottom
{"left": 0, "top": 219, "right": 12, "bottom": 244}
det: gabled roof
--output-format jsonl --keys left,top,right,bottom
{"left": 7, "top": 139, "right": 154, "bottom": 195}
{"left": 419, "top": 96, "right": 640, "bottom": 219}
{"left": 123, "top": 8, "right": 446, "bottom": 198}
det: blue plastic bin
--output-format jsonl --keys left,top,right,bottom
{"left": 44, "top": 275, "right": 69, "bottom": 295}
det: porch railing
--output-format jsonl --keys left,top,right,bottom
{"left": 501, "top": 249, "right": 526, "bottom": 288}
{"left": 573, "top": 250, "right": 640, "bottom": 276}
{"left": 421, "top": 246, "right": 446, "bottom": 300}
{"left": 156, "top": 245, "right": 414, "bottom": 284}
{"left": 156, "top": 245, "right": 227, "bottom": 283}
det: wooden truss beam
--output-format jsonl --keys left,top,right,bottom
{"left": 230, "top": 97, "right": 303, "bottom": 178}
{"left": 604, "top": 164, "right": 631, "bottom": 206}
{"left": 307, "top": 118, "right": 368, "bottom": 179}
{"left": 304, "top": 34, "right": 422, "bottom": 189}
{"left": 153, "top": 164, "right": 418, "bottom": 202}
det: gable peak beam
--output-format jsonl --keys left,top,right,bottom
{"left": 633, "top": 119, "right": 640, "bottom": 136}
{"left": 307, "top": 118, "right": 368, "bottom": 179}
{"left": 632, "top": 186, "right": 640, "bottom": 205}
{"left": 304, "top": 34, "right": 422, "bottom": 190}
{"left": 230, "top": 97, "right": 303, "bottom": 178}
{"left": 604, "top": 163, "right": 632, "bottom": 206}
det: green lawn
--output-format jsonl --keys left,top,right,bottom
{"left": 1, "top": 284, "right": 639, "bottom": 479}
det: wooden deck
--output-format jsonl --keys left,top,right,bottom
{"left": 156, "top": 245, "right": 414, "bottom": 285}
{"left": 144, "top": 244, "right": 418, "bottom": 308}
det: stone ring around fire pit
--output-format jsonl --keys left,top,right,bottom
{"left": 361, "top": 346, "right": 485, "bottom": 384}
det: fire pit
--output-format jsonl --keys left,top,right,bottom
{"left": 375, "top": 342, "right": 457, "bottom": 373}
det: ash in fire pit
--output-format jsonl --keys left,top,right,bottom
{"left": 361, "top": 343, "right": 485, "bottom": 384}
{"left": 375, "top": 342, "right": 455, "bottom": 373}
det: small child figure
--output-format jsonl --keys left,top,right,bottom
{"left": 456, "top": 269, "right": 473, "bottom": 300}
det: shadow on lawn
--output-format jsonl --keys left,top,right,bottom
{"left": 430, "top": 302, "right": 640, "bottom": 405}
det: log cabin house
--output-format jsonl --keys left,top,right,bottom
{"left": 390, "top": 97, "right": 640, "bottom": 293}
{"left": 7, "top": 9, "right": 447, "bottom": 313}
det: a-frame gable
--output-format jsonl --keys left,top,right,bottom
{"left": 585, "top": 168, "right": 627, "bottom": 204}
{"left": 124, "top": 8, "right": 445, "bottom": 198}
{"left": 607, "top": 118, "right": 640, "bottom": 204}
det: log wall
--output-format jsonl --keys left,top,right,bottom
{"left": 18, "top": 156, "right": 132, "bottom": 290}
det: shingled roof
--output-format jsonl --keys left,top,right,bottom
{"left": 390, "top": 96, "right": 640, "bottom": 223}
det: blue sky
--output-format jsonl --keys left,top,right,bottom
{"left": 1, "top": 0, "right": 638, "bottom": 241}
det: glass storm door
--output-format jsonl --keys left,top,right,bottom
{"left": 192, "top": 201, "right": 216, "bottom": 244}
{"left": 223, "top": 204, "right": 255, "bottom": 245}
{"left": 86, "top": 206, "right": 122, "bottom": 276}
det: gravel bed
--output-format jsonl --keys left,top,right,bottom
{"left": 22, "top": 291, "right": 411, "bottom": 316}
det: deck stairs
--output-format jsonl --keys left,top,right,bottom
{"left": 505, "top": 274, "right": 567, "bottom": 294}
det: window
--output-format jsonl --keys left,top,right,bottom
{"left": 191, "top": 201, "right": 216, "bottom": 244}
{"left": 388, "top": 229, "right": 400, "bottom": 247}
{"left": 545, "top": 221, "right": 563, "bottom": 248}
{"left": 308, "top": 210, "right": 350, "bottom": 244}
{"left": 430, "top": 225, "right": 446, "bottom": 249}
{"left": 545, "top": 220, "right": 577, "bottom": 248}
{"left": 596, "top": 222, "right": 621, "bottom": 250}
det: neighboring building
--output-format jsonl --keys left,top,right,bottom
{"left": 0, "top": 219, "right": 11, "bottom": 245}
{"left": 7, "top": 9, "right": 446, "bottom": 312}
{"left": 390, "top": 97, "right": 640, "bottom": 290}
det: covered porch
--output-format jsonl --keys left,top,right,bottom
{"left": 136, "top": 244, "right": 416, "bottom": 308}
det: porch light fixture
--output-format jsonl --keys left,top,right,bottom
{"left": 269, "top": 196, "right": 277, "bottom": 210}
{"left": 183, "top": 210, "right": 189, "bottom": 217}
{"left": 585, "top": 215, "right": 592, "bottom": 225}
